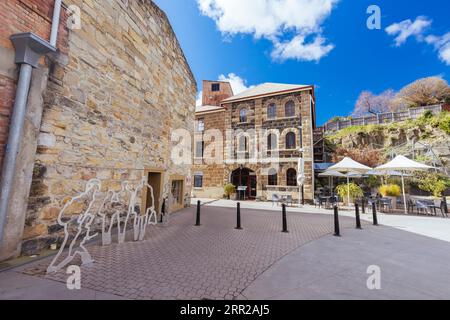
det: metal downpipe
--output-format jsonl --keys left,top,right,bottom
{"left": 0, "top": 64, "right": 33, "bottom": 241}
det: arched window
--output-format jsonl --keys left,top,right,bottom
{"left": 287, "top": 169, "right": 297, "bottom": 186}
{"left": 267, "top": 133, "right": 277, "bottom": 151}
{"left": 285, "top": 101, "right": 295, "bottom": 117}
{"left": 268, "top": 168, "right": 278, "bottom": 186}
{"left": 239, "top": 108, "right": 247, "bottom": 123}
{"left": 267, "top": 104, "right": 276, "bottom": 119}
{"left": 285, "top": 132, "right": 296, "bottom": 149}
{"left": 238, "top": 136, "right": 248, "bottom": 152}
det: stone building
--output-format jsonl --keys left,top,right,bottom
{"left": 193, "top": 80, "right": 316, "bottom": 203}
{"left": 0, "top": 0, "right": 196, "bottom": 260}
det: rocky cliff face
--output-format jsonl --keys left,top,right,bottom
{"left": 327, "top": 121, "right": 450, "bottom": 167}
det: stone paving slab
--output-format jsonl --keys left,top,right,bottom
{"left": 13, "top": 206, "right": 358, "bottom": 300}
{"left": 242, "top": 226, "right": 450, "bottom": 300}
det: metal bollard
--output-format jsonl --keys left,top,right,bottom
{"left": 334, "top": 205, "right": 341, "bottom": 237}
{"left": 355, "top": 203, "right": 362, "bottom": 229}
{"left": 282, "top": 204, "right": 289, "bottom": 233}
{"left": 372, "top": 202, "right": 378, "bottom": 226}
{"left": 195, "top": 200, "right": 201, "bottom": 226}
{"left": 443, "top": 196, "right": 448, "bottom": 214}
{"left": 160, "top": 199, "right": 165, "bottom": 223}
{"left": 236, "top": 202, "right": 243, "bottom": 230}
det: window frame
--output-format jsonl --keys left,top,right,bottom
{"left": 197, "top": 118, "right": 205, "bottom": 132}
{"left": 285, "top": 101, "right": 295, "bottom": 118}
{"left": 194, "top": 174, "right": 203, "bottom": 188}
{"left": 211, "top": 83, "right": 220, "bottom": 92}
{"left": 238, "top": 135, "right": 248, "bottom": 152}
{"left": 286, "top": 168, "right": 297, "bottom": 187}
{"left": 195, "top": 141, "right": 204, "bottom": 158}
{"left": 267, "top": 133, "right": 277, "bottom": 151}
{"left": 267, "top": 103, "right": 277, "bottom": 119}
{"left": 268, "top": 169, "right": 278, "bottom": 186}
{"left": 239, "top": 108, "right": 248, "bottom": 123}
{"left": 285, "top": 132, "right": 296, "bottom": 150}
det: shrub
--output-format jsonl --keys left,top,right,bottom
{"left": 379, "top": 184, "right": 401, "bottom": 197}
{"left": 335, "top": 183, "right": 364, "bottom": 202}
{"left": 224, "top": 183, "right": 236, "bottom": 199}
{"left": 415, "top": 172, "right": 450, "bottom": 198}
{"left": 438, "top": 112, "right": 450, "bottom": 134}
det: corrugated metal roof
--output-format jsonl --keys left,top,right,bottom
{"left": 222, "top": 83, "right": 311, "bottom": 103}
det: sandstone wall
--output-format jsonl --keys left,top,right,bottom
{"left": 193, "top": 109, "right": 226, "bottom": 198}
{"left": 22, "top": 0, "right": 196, "bottom": 255}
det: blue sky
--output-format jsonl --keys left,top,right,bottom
{"left": 153, "top": 0, "right": 450, "bottom": 125}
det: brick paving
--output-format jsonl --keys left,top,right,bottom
{"left": 24, "top": 206, "right": 360, "bottom": 300}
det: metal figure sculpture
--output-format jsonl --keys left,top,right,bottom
{"left": 97, "top": 181, "right": 128, "bottom": 246}
{"left": 47, "top": 179, "right": 102, "bottom": 273}
{"left": 47, "top": 175, "right": 168, "bottom": 274}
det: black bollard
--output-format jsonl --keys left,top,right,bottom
{"left": 372, "top": 202, "right": 378, "bottom": 226}
{"left": 333, "top": 205, "right": 341, "bottom": 237}
{"left": 443, "top": 196, "right": 448, "bottom": 214}
{"left": 282, "top": 204, "right": 289, "bottom": 233}
{"left": 160, "top": 199, "right": 165, "bottom": 223}
{"left": 361, "top": 199, "right": 366, "bottom": 214}
{"left": 355, "top": 203, "right": 362, "bottom": 230}
{"left": 195, "top": 200, "right": 201, "bottom": 226}
{"left": 236, "top": 202, "right": 243, "bottom": 230}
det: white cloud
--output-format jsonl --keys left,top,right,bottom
{"left": 385, "top": 16, "right": 432, "bottom": 46}
{"left": 272, "top": 34, "right": 334, "bottom": 62}
{"left": 197, "top": 0, "right": 338, "bottom": 62}
{"left": 218, "top": 73, "right": 254, "bottom": 94}
{"left": 426, "top": 33, "right": 450, "bottom": 65}
{"left": 195, "top": 92, "right": 203, "bottom": 107}
{"left": 386, "top": 16, "right": 450, "bottom": 66}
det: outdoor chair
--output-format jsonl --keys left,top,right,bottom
{"left": 314, "top": 197, "right": 323, "bottom": 208}
{"left": 285, "top": 195, "right": 293, "bottom": 207}
{"left": 416, "top": 200, "right": 434, "bottom": 216}
{"left": 407, "top": 198, "right": 417, "bottom": 214}
{"left": 380, "top": 198, "right": 393, "bottom": 213}
{"left": 272, "top": 194, "right": 280, "bottom": 207}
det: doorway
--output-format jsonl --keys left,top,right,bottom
{"left": 146, "top": 171, "right": 163, "bottom": 215}
{"left": 231, "top": 167, "right": 257, "bottom": 199}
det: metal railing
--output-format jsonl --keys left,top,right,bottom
{"left": 322, "top": 105, "right": 443, "bottom": 133}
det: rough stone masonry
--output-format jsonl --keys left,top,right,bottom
{"left": 0, "top": 0, "right": 196, "bottom": 260}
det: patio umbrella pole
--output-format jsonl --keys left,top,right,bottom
{"left": 347, "top": 176, "right": 350, "bottom": 209}
{"left": 401, "top": 172, "right": 407, "bottom": 215}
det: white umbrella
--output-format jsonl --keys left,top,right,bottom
{"left": 366, "top": 170, "right": 411, "bottom": 185}
{"left": 325, "top": 158, "right": 372, "bottom": 207}
{"left": 374, "top": 155, "right": 433, "bottom": 214}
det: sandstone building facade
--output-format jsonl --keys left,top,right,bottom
{"left": 193, "top": 81, "right": 316, "bottom": 203}
{"left": 0, "top": 0, "right": 196, "bottom": 260}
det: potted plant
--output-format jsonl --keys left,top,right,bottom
{"left": 335, "top": 183, "right": 364, "bottom": 206}
{"left": 224, "top": 183, "right": 236, "bottom": 200}
{"left": 379, "top": 184, "right": 401, "bottom": 209}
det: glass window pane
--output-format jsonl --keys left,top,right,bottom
{"left": 285, "top": 101, "right": 295, "bottom": 117}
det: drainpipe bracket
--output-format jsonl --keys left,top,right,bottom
{"left": 10, "top": 33, "right": 56, "bottom": 68}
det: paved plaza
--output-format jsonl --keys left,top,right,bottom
{"left": 1, "top": 204, "right": 450, "bottom": 300}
